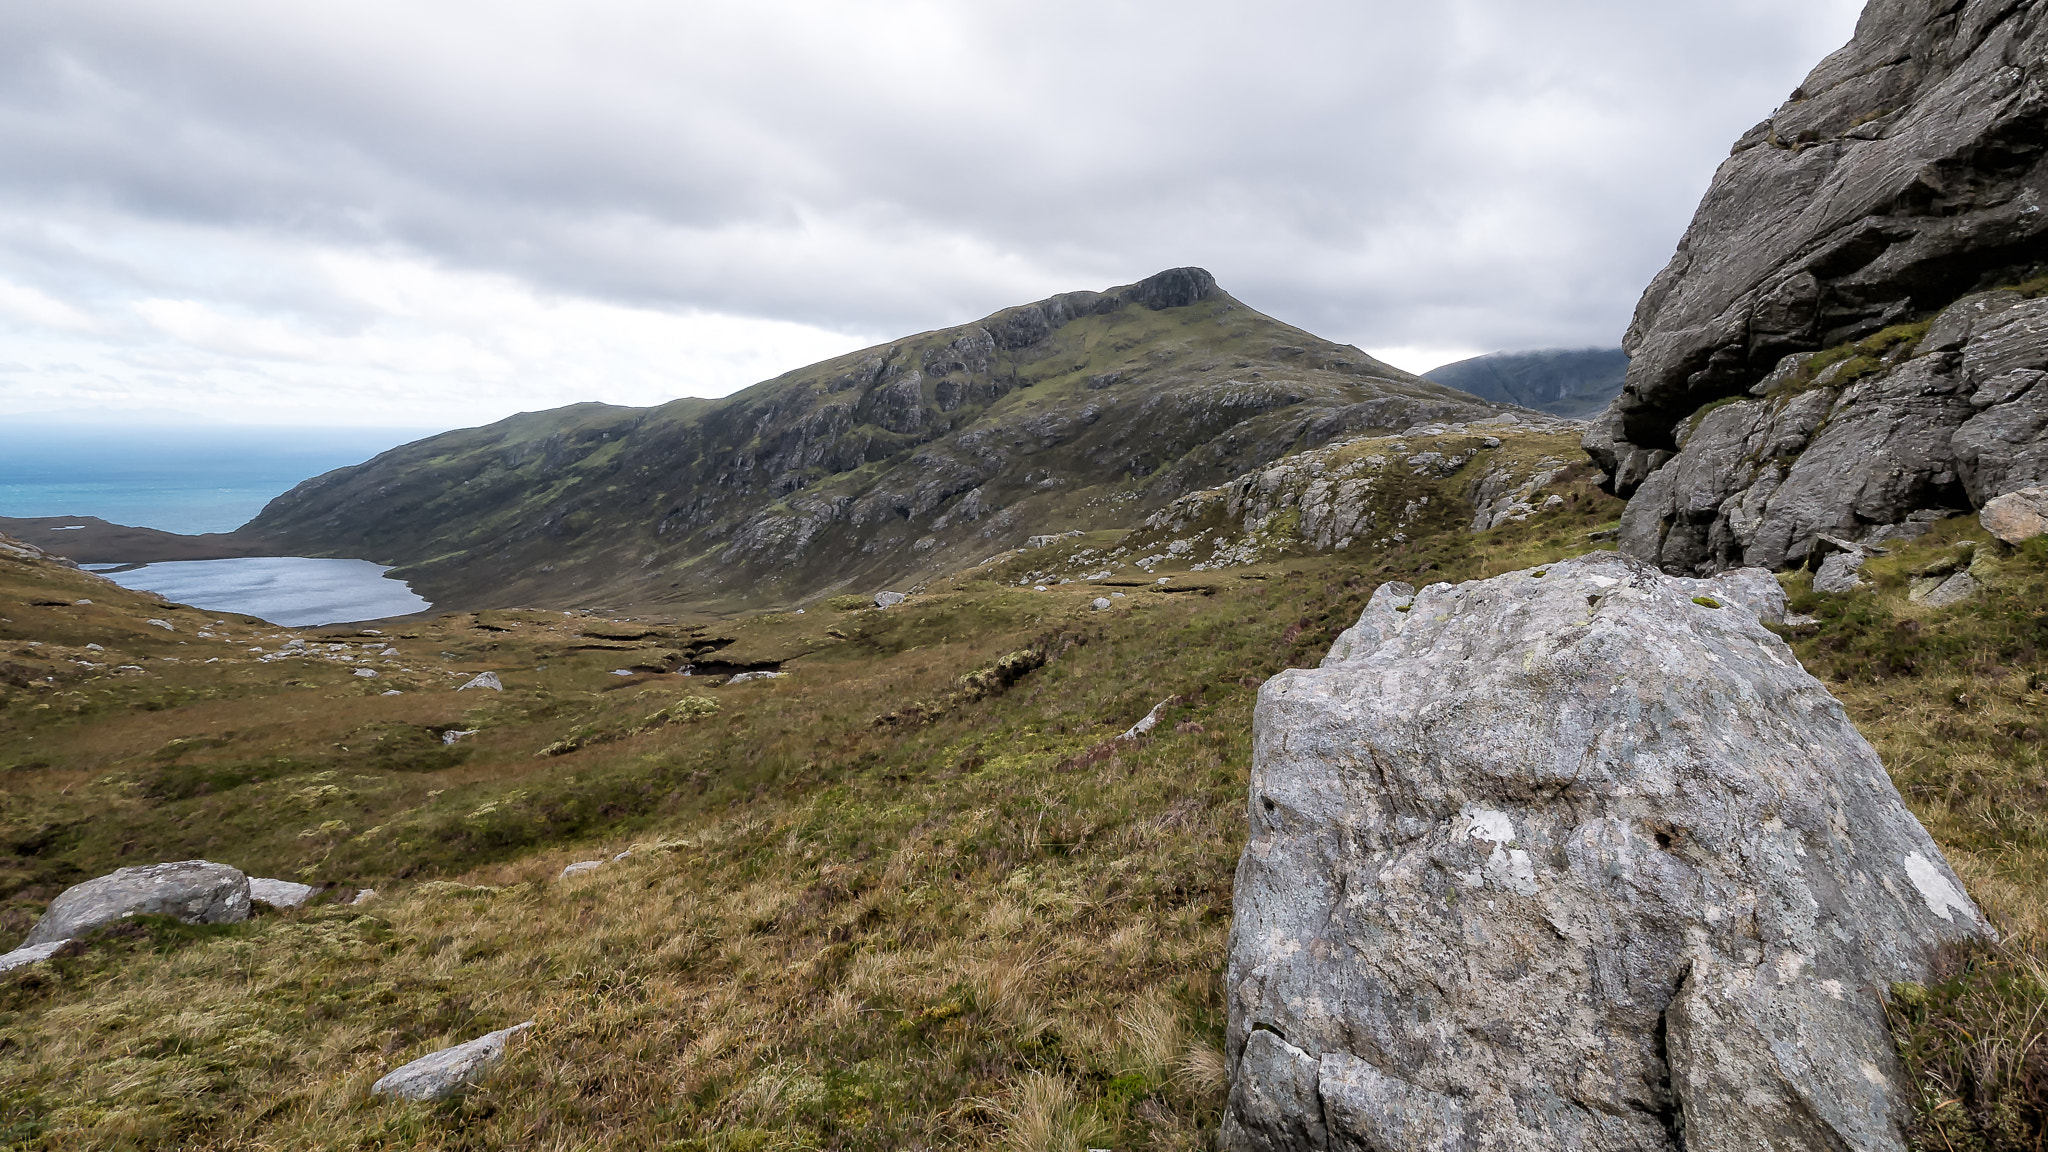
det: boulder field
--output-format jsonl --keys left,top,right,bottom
{"left": 1223, "top": 552, "right": 1989, "bottom": 1152}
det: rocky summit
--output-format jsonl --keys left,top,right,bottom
{"left": 242, "top": 268, "right": 1511, "bottom": 612}
{"left": 1588, "top": 0, "right": 2048, "bottom": 573}
{"left": 1225, "top": 551, "right": 1990, "bottom": 1152}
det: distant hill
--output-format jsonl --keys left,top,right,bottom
{"left": 244, "top": 268, "right": 1516, "bottom": 611}
{"left": 1423, "top": 348, "right": 1626, "bottom": 418}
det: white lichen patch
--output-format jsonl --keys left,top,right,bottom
{"left": 1902, "top": 851, "right": 1975, "bottom": 923}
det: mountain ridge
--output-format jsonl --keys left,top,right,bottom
{"left": 245, "top": 268, "right": 1517, "bottom": 611}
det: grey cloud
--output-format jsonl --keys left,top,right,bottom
{"left": 0, "top": 0, "right": 1864, "bottom": 358}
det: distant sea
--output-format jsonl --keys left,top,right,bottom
{"left": 0, "top": 423, "right": 437, "bottom": 535}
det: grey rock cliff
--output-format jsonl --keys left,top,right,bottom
{"left": 23, "top": 860, "right": 251, "bottom": 947}
{"left": 1588, "top": 0, "right": 2048, "bottom": 569}
{"left": 1224, "top": 551, "right": 1989, "bottom": 1152}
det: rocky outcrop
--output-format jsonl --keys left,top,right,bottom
{"left": 1616, "top": 289, "right": 2048, "bottom": 572}
{"left": 371, "top": 1022, "right": 534, "bottom": 1101}
{"left": 1224, "top": 551, "right": 1989, "bottom": 1152}
{"left": 1589, "top": 0, "right": 2048, "bottom": 571}
{"left": 23, "top": 860, "right": 251, "bottom": 949}
{"left": 1111, "top": 417, "right": 1585, "bottom": 573}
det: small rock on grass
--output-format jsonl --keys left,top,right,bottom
{"left": 371, "top": 1022, "right": 534, "bottom": 1101}
{"left": 248, "top": 878, "right": 315, "bottom": 909}
{"left": 458, "top": 672, "right": 502, "bottom": 692}
{"left": 874, "top": 590, "right": 907, "bottom": 608}
{"left": 1092, "top": 597, "right": 1113, "bottom": 610}
{"left": 559, "top": 860, "right": 604, "bottom": 879}
{"left": 0, "top": 941, "right": 68, "bottom": 974}
{"left": 1813, "top": 550, "right": 1868, "bottom": 595}
{"left": 1122, "top": 699, "right": 1173, "bottom": 739}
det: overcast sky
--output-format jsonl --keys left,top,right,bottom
{"left": 0, "top": 0, "right": 1865, "bottom": 429}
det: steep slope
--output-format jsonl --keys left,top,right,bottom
{"left": 1587, "top": 0, "right": 2048, "bottom": 572}
{"left": 1423, "top": 348, "right": 1627, "bottom": 417}
{"left": 245, "top": 269, "right": 1509, "bottom": 610}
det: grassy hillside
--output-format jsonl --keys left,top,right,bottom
{"left": 238, "top": 269, "right": 1508, "bottom": 614}
{"left": 1, "top": 430, "right": 2041, "bottom": 1149}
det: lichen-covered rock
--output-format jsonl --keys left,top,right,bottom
{"left": 371, "top": 1022, "right": 533, "bottom": 1101}
{"left": 1224, "top": 551, "right": 1988, "bottom": 1152}
{"left": 24, "top": 861, "right": 251, "bottom": 947}
{"left": 1590, "top": 0, "right": 2048, "bottom": 570}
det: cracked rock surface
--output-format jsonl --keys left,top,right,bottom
{"left": 1223, "top": 551, "right": 1989, "bottom": 1152}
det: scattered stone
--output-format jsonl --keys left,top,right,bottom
{"left": 725, "top": 671, "right": 784, "bottom": 685}
{"left": 0, "top": 940, "right": 68, "bottom": 974}
{"left": 1910, "top": 570, "right": 1980, "bottom": 608}
{"left": 1111, "top": 592, "right": 1127, "bottom": 599}
{"left": 873, "top": 591, "right": 907, "bottom": 608}
{"left": 350, "top": 889, "right": 378, "bottom": 905}
{"left": 1981, "top": 485, "right": 2048, "bottom": 544}
{"left": 1121, "top": 699, "right": 1172, "bottom": 740}
{"left": 1033, "top": 585, "right": 1048, "bottom": 592}
{"left": 73, "top": 599, "right": 90, "bottom": 606}
{"left": 248, "top": 878, "right": 315, "bottom": 909}
{"left": 353, "top": 668, "right": 379, "bottom": 678}
{"left": 1155, "top": 577, "right": 1171, "bottom": 585}
{"left": 1224, "top": 551, "right": 1989, "bottom": 1152}
{"left": 371, "top": 1022, "right": 534, "bottom": 1102}
{"left": 24, "top": 860, "right": 251, "bottom": 947}
{"left": 559, "top": 860, "right": 604, "bottom": 879}
{"left": 458, "top": 672, "right": 503, "bottom": 692}
{"left": 382, "top": 689, "right": 403, "bottom": 696}
{"left": 1092, "top": 597, "right": 1112, "bottom": 611}
{"left": 145, "top": 619, "right": 174, "bottom": 631}
{"left": 442, "top": 729, "right": 479, "bottom": 745}
{"left": 1812, "top": 549, "right": 1869, "bottom": 595}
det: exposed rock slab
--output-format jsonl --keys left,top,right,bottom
{"left": 371, "top": 1022, "right": 533, "bottom": 1101}
{"left": 24, "top": 860, "right": 251, "bottom": 948}
{"left": 1224, "top": 551, "right": 1988, "bottom": 1152}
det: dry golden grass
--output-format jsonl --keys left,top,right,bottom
{"left": 6, "top": 475, "right": 2041, "bottom": 1149}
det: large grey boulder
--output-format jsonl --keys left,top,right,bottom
{"left": 371, "top": 1021, "right": 533, "bottom": 1101}
{"left": 1224, "top": 551, "right": 1989, "bottom": 1152}
{"left": 1588, "top": 0, "right": 2048, "bottom": 570}
{"left": 23, "top": 860, "right": 251, "bottom": 947}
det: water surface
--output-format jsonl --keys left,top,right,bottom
{"left": 91, "top": 557, "right": 432, "bottom": 625}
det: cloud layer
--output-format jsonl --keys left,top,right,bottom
{"left": 0, "top": 0, "right": 1865, "bottom": 426}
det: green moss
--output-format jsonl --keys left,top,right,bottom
{"left": 1691, "top": 596, "right": 1722, "bottom": 609}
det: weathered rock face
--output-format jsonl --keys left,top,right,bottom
{"left": 1616, "top": 289, "right": 2048, "bottom": 572}
{"left": 1588, "top": 0, "right": 2048, "bottom": 570}
{"left": 23, "top": 860, "right": 251, "bottom": 947}
{"left": 1224, "top": 551, "right": 1989, "bottom": 1152}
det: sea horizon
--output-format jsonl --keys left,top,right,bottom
{"left": 0, "top": 422, "right": 441, "bottom": 536}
